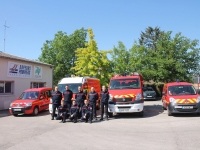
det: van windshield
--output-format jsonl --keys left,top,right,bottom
{"left": 168, "top": 85, "right": 197, "bottom": 96}
{"left": 58, "top": 84, "right": 82, "bottom": 93}
{"left": 109, "top": 78, "right": 140, "bottom": 90}
{"left": 19, "top": 91, "right": 39, "bottom": 100}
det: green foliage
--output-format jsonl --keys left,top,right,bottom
{"left": 71, "top": 28, "right": 112, "bottom": 86}
{"left": 130, "top": 29, "right": 200, "bottom": 83}
{"left": 111, "top": 41, "right": 130, "bottom": 74}
{"left": 38, "top": 28, "right": 87, "bottom": 86}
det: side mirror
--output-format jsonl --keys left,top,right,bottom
{"left": 162, "top": 92, "right": 166, "bottom": 95}
{"left": 197, "top": 90, "right": 200, "bottom": 95}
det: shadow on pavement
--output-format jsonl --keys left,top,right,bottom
{"left": 172, "top": 113, "right": 200, "bottom": 118}
{"left": 0, "top": 109, "right": 11, "bottom": 118}
{"left": 15, "top": 110, "right": 50, "bottom": 117}
{"left": 109, "top": 104, "right": 164, "bottom": 120}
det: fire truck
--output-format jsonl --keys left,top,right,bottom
{"left": 108, "top": 72, "right": 144, "bottom": 117}
{"left": 49, "top": 75, "right": 101, "bottom": 115}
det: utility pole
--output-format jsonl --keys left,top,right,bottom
{"left": 4, "top": 20, "right": 9, "bottom": 52}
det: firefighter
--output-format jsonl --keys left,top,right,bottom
{"left": 82, "top": 100, "right": 93, "bottom": 123}
{"left": 51, "top": 86, "right": 62, "bottom": 120}
{"left": 75, "top": 86, "right": 86, "bottom": 118}
{"left": 88, "top": 87, "right": 98, "bottom": 120}
{"left": 63, "top": 85, "right": 73, "bottom": 113}
{"left": 69, "top": 100, "right": 79, "bottom": 123}
{"left": 56, "top": 100, "right": 67, "bottom": 123}
{"left": 100, "top": 85, "right": 109, "bottom": 121}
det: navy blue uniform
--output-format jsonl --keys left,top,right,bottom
{"left": 69, "top": 104, "right": 79, "bottom": 123}
{"left": 88, "top": 91, "right": 98, "bottom": 118}
{"left": 75, "top": 91, "right": 86, "bottom": 118}
{"left": 82, "top": 104, "right": 93, "bottom": 122}
{"left": 51, "top": 91, "right": 62, "bottom": 119}
{"left": 63, "top": 90, "right": 73, "bottom": 112}
{"left": 75, "top": 91, "right": 86, "bottom": 108}
{"left": 56, "top": 105, "right": 67, "bottom": 122}
{"left": 100, "top": 90, "right": 109, "bottom": 119}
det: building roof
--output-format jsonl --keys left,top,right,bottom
{"left": 0, "top": 51, "right": 53, "bottom": 67}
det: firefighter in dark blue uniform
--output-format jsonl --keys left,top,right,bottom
{"left": 56, "top": 100, "right": 67, "bottom": 123}
{"left": 82, "top": 100, "right": 93, "bottom": 123}
{"left": 100, "top": 85, "right": 109, "bottom": 121}
{"left": 69, "top": 101, "right": 79, "bottom": 123}
{"left": 51, "top": 86, "right": 62, "bottom": 120}
{"left": 75, "top": 86, "right": 86, "bottom": 118}
{"left": 63, "top": 85, "right": 73, "bottom": 113}
{"left": 88, "top": 87, "right": 98, "bottom": 120}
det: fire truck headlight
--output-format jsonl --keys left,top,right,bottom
{"left": 197, "top": 96, "right": 200, "bottom": 103}
{"left": 169, "top": 97, "right": 176, "bottom": 105}
{"left": 135, "top": 93, "right": 142, "bottom": 100}
{"left": 26, "top": 103, "right": 32, "bottom": 107}
{"left": 109, "top": 94, "right": 113, "bottom": 101}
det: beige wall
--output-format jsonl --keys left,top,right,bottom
{"left": 0, "top": 58, "right": 53, "bottom": 110}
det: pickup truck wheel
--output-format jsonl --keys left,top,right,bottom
{"left": 33, "top": 107, "right": 39, "bottom": 116}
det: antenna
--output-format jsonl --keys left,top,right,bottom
{"left": 4, "top": 20, "right": 10, "bottom": 52}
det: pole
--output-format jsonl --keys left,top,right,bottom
{"left": 4, "top": 20, "right": 9, "bottom": 52}
{"left": 198, "top": 76, "right": 199, "bottom": 90}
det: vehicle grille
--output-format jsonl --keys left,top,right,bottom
{"left": 115, "top": 98, "right": 132, "bottom": 102}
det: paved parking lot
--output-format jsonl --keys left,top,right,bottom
{"left": 1, "top": 100, "right": 200, "bottom": 150}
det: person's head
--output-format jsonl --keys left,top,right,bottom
{"left": 72, "top": 100, "right": 76, "bottom": 105}
{"left": 102, "top": 85, "right": 106, "bottom": 92}
{"left": 65, "top": 85, "right": 69, "bottom": 90}
{"left": 91, "top": 87, "right": 95, "bottom": 92}
{"left": 61, "top": 100, "right": 64, "bottom": 106}
{"left": 78, "top": 86, "right": 82, "bottom": 92}
{"left": 84, "top": 99, "right": 89, "bottom": 105}
{"left": 55, "top": 86, "right": 58, "bottom": 92}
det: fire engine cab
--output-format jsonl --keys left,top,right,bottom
{"left": 108, "top": 72, "right": 144, "bottom": 117}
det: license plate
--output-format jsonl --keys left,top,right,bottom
{"left": 175, "top": 106, "right": 182, "bottom": 108}
{"left": 119, "top": 109, "right": 129, "bottom": 112}
{"left": 147, "top": 96, "right": 152, "bottom": 97}
{"left": 14, "top": 109, "right": 21, "bottom": 111}
{"left": 182, "top": 106, "right": 193, "bottom": 109}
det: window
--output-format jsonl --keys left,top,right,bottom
{"left": 30, "top": 82, "right": 46, "bottom": 88}
{"left": 46, "top": 90, "right": 52, "bottom": 98}
{"left": 109, "top": 78, "right": 140, "bottom": 90}
{"left": 0, "top": 81, "right": 13, "bottom": 94}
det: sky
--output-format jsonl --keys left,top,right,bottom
{"left": 0, "top": 0, "right": 199, "bottom": 61}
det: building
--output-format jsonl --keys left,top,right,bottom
{"left": 0, "top": 51, "right": 53, "bottom": 110}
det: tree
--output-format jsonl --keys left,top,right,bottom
{"left": 111, "top": 41, "right": 130, "bottom": 75}
{"left": 130, "top": 30, "right": 200, "bottom": 83}
{"left": 139, "top": 26, "right": 164, "bottom": 52}
{"left": 71, "top": 28, "right": 112, "bottom": 85}
{"left": 38, "top": 28, "right": 87, "bottom": 86}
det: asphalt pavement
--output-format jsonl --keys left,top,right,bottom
{"left": 1, "top": 100, "right": 200, "bottom": 150}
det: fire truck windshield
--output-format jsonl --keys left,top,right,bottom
{"left": 58, "top": 84, "right": 82, "bottom": 93}
{"left": 109, "top": 78, "right": 140, "bottom": 90}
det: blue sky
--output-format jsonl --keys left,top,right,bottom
{"left": 0, "top": 0, "right": 199, "bottom": 60}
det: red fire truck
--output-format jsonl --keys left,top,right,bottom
{"left": 108, "top": 73, "right": 144, "bottom": 117}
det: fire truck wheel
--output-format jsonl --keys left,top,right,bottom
{"left": 168, "top": 109, "right": 173, "bottom": 116}
{"left": 138, "top": 111, "right": 144, "bottom": 117}
{"left": 108, "top": 112, "right": 113, "bottom": 118}
{"left": 33, "top": 107, "right": 39, "bottom": 116}
{"left": 13, "top": 114, "right": 18, "bottom": 117}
